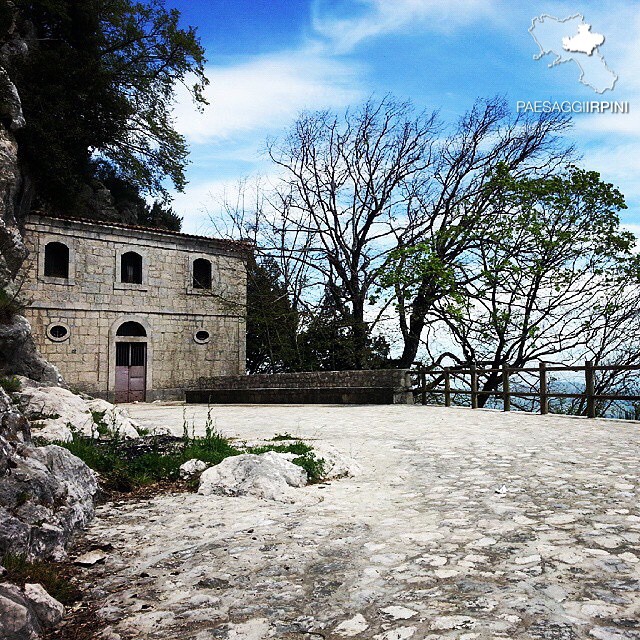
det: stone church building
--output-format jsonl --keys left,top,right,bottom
{"left": 20, "top": 214, "right": 249, "bottom": 402}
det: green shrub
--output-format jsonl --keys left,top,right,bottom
{"left": 0, "top": 375, "right": 21, "bottom": 393}
{"left": 57, "top": 426, "right": 244, "bottom": 492}
{"left": 90, "top": 410, "right": 111, "bottom": 436}
{"left": 0, "top": 288, "right": 25, "bottom": 324}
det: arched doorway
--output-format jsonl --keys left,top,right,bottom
{"left": 114, "top": 321, "right": 148, "bottom": 403}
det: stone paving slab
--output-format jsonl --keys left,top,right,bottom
{"left": 81, "top": 405, "right": 640, "bottom": 639}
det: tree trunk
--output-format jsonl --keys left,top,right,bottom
{"left": 351, "top": 299, "right": 369, "bottom": 369}
{"left": 477, "top": 371, "right": 502, "bottom": 408}
{"left": 397, "top": 281, "right": 439, "bottom": 368}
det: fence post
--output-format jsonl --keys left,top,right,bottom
{"left": 585, "top": 359, "right": 596, "bottom": 418}
{"left": 420, "top": 369, "right": 427, "bottom": 406}
{"left": 470, "top": 362, "right": 478, "bottom": 409}
{"left": 444, "top": 367, "right": 451, "bottom": 407}
{"left": 539, "top": 362, "right": 548, "bottom": 415}
{"left": 502, "top": 365, "right": 510, "bottom": 412}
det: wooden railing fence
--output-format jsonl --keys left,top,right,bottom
{"left": 411, "top": 361, "right": 640, "bottom": 418}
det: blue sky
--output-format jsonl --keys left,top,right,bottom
{"left": 164, "top": 0, "right": 640, "bottom": 237}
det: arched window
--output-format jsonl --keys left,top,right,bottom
{"left": 116, "top": 321, "right": 147, "bottom": 337}
{"left": 193, "top": 258, "right": 212, "bottom": 290}
{"left": 44, "top": 242, "right": 69, "bottom": 278}
{"left": 121, "top": 251, "right": 142, "bottom": 284}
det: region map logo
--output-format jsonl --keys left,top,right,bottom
{"left": 517, "top": 13, "right": 629, "bottom": 115}
{"left": 529, "top": 13, "right": 617, "bottom": 94}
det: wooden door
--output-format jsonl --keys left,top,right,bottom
{"left": 115, "top": 342, "right": 147, "bottom": 403}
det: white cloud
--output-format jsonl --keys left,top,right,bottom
{"left": 172, "top": 174, "right": 285, "bottom": 236}
{"left": 174, "top": 50, "right": 364, "bottom": 143}
{"left": 170, "top": 178, "right": 237, "bottom": 235}
{"left": 579, "top": 142, "right": 640, "bottom": 201}
{"left": 621, "top": 223, "right": 640, "bottom": 242}
{"left": 568, "top": 7, "right": 640, "bottom": 209}
{"left": 311, "top": 0, "right": 498, "bottom": 52}
{"left": 574, "top": 112, "right": 640, "bottom": 138}
{"left": 173, "top": 0, "right": 500, "bottom": 145}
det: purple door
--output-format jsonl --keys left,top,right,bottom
{"left": 115, "top": 342, "right": 147, "bottom": 403}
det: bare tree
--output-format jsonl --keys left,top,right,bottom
{"left": 209, "top": 96, "right": 578, "bottom": 373}
{"left": 266, "top": 96, "right": 439, "bottom": 367}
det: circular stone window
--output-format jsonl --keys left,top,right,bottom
{"left": 194, "top": 330, "right": 210, "bottom": 344}
{"left": 46, "top": 323, "right": 70, "bottom": 342}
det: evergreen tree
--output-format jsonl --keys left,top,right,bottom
{"left": 4, "top": 0, "right": 207, "bottom": 226}
{"left": 246, "top": 257, "right": 300, "bottom": 374}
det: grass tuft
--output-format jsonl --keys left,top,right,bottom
{"left": 270, "top": 432, "right": 295, "bottom": 441}
{"left": 1, "top": 553, "right": 81, "bottom": 605}
{"left": 0, "top": 375, "right": 21, "bottom": 393}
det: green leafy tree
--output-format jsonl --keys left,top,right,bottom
{"left": 6, "top": 0, "right": 207, "bottom": 218}
{"left": 93, "top": 162, "right": 182, "bottom": 230}
{"left": 387, "top": 99, "right": 573, "bottom": 367}
{"left": 388, "top": 166, "right": 634, "bottom": 405}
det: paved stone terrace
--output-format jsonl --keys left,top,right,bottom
{"left": 83, "top": 405, "right": 640, "bottom": 640}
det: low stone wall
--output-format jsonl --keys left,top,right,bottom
{"left": 186, "top": 369, "right": 413, "bottom": 405}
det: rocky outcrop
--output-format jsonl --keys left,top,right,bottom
{"left": 198, "top": 451, "right": 308, "bottom": 502}
{"left": 0, "top": 99, "right": 28, "bottom": 285}
{"left": 0, "top": 387, "right": 98, "bottom": 561}
{"left": 0, "top": 318, "right": 59, "bottom": 383}
{"left": 14, "top": 377, "right": 142, "bottom": 442}
{"left": 0, "top": 581, "right": 64, "bottom": 639}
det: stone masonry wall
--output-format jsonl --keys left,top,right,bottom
{"left": 194, "top": 370, "right": 412, "bottom": 390}
{"left": 187, "top": 370, "right": 414, "bottom": 405}
{"left": 19, "top": 215, "right": 248, "bottom": 401}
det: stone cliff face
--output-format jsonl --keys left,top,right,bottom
{"left": 0, "top": 6, "right": 58, "bottom": 382}
{"left": 0, "top": 75, "right": 27, "bottom": 283}
{"left": 0, "top": 4, "right": 28, "bottom": 284}
{"left": 0, "top": 4, "right": 96, "bottom": 572}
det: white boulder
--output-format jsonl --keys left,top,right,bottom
{"left": 86, "top": 399, "right": 141, "bottom": 439}
{"left": 312, "top": 444, "right": 362, "bottom": 479}
{"left": 240, "top": 439, "right": 360, "bottom": 481}
{"left": 15, "top": 378, "right": 141, "bottom": 441}
{"left": 179, "top": 459, "right": 209, "bottom": 480}
{"left": 198, "top": 452, "right": 307, "bottom": 502}
{"left": 17, "top": 380, "right": 92, "bottom": 441}
{"left": 23, "top": 583, "right": 64, "bottom": 627}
